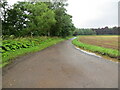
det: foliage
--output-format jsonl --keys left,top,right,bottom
{"left": 48, "top": 2, "right": 75, "bottom": 37}
{"left": 2, "top": 0, "right": 75, "bottom": 37}
{"left": 24, "top": 2, "right": 56, "bottom": 36}
{"left": 1, "top": 36, "right": 69, "bottom": 67}
{"left": 92, "top": 26, "right": 119, "bottom": 35}
{"left": 73, "top": 28, "right": 96, "bottom": 36}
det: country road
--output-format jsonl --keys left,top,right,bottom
{"left": 3, "top": 38, "right": 118, "bottom": 88}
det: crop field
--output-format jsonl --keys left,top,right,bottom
{"left": 72, "top": 35, "right": 120, "bottom": 60}
{"left": 79, "top": 36, "right": 119, "bottom": 50}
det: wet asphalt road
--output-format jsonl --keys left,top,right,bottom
{"left": 3, "top": 39, "right": 118, "bottom": 88}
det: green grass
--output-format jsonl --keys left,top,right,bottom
{"left": 1, "top": 37, "right": 72, "bottom": 67}
{"left": 72, "top": 37, "right": 120, "bottom": 60}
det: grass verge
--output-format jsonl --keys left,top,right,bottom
{"left": 72, "top": 37, "right": 120, "bottom": 61}
{"left": 1, "top": 37, "right": 72, "bottom": 67}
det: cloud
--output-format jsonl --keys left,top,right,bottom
{"left": 66, "top": 0, "right": 119, "bottom": 28}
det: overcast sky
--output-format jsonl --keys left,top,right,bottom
{"left": 8, "top": 0, "right": 119, "bottom": 28}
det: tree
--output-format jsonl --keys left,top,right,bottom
{"left": 73, "top": 28, "right": 96, "bottom": 35}
{"left": 5, "top": 2, "right": 29, "bottom": 36}
{"left": 49, "top": 1, "right": 75, "bottom": 37}
{"left": 2, "top": 0, "right": 75, "bottom": 37}
{"left": 2, "top": 1, "right": 56, "bottom": 37}
{"left": 1, "top": 0, "right": 10, "bottom": 35}
{"left": 25, "top": 2, "right": 56, "bottom": 36}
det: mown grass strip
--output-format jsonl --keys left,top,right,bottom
{"left": 72, "top": 38, "right": 120, "bottom": 60}
{"left": 1, "top": 37, "right": 72, "bottom": 67}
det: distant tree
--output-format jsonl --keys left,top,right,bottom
{"left": 73, "top": 28, "right": 96, "bottom": 35}
{"left": 92, "top": 27, "right": 119, "bottom": 35}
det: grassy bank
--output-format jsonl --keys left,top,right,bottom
{"left": 1, "top": 37, "right": 71, "bottom": 67}
{"left": 72, "top": 37, "right": 120, "bottom": 60}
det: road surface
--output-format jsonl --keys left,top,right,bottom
{"left": 3, "top": 38, "right": 118, "bottom": 88}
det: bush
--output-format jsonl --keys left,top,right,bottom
{"left": 2, "top": 37, "right": 51, "bottom": 57}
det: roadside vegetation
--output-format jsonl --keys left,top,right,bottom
{"left": 72, "top": 36, "right": 120, "bottom": 60}
{"left": 1, "top": 37, "right": 72, "bottom": 67}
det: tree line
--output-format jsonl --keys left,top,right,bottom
{"left": 1, "top": 0, "right": 75, "bottom": 38}
{"left": 92, "top": 27, "right": 119, "bottom": 35}
{"left": 73, "top": 28, "right": 96, "bottom": 36}
{"left": 73, "top": 26, "right": 119, "bottom": 36}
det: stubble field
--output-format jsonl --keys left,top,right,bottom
{"left": 72, "top": 35, "right": 120, "bottom": 61}
{"left": 79, "top": 36, "right": 119, "bottom": 50}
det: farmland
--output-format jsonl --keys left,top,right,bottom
{"left": 79, "top": 36, "right": 119, "bottom": 50}
{"left": 72, "top": 35, "right": 120, "bottom": 60}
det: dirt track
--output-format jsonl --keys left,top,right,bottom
{"left": 2, "top": 38, "right": 118, "bottom": 88}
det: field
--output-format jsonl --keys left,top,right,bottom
{"left": 72, "top": 35, "right": 120, "bottom": 60}
{"left": 79, "top": 36, "right": 119, "bottom": 50}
